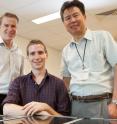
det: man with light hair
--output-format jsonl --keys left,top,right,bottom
{"left": 0, "top": 12, "right": 24, "bottom": 114}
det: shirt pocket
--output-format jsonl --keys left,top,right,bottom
{"left": 89, "top": 51, "right": 105, "bottom": 72}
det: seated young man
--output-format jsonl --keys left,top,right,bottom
{"left": 2, "top": 40, "right": 71, "bottom": 116}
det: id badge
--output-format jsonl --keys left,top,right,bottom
{"left": 77, "top": 68, "right": 89, "bottom": 81}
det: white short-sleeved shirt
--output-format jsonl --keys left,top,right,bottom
{"left": 0, "top": 36, "right": 24, "bottom": 94}
{"left": 61, "top": 29, "right": 117, "bottom": 96}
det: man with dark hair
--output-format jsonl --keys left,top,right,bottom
{"left": 0, "top": 12, "right": 24, "bottom": 114}
{"left": 3, "top": 40, "right": 70, "bottom": 116}
{"left": 60, "top": 0, "right": 117, "bottom": 118}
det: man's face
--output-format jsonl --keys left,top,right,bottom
{"left": 28, "top": 44, "right": 47, "bottom": 71}
{"left": 63, "top": 7, "right": 86, "bottom": 37}
{"left": 0, "top": 17, "right": 17, "bottom": 43}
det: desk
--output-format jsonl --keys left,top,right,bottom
{"left": 0, "top": 115, "right": 117, "bottom": 124}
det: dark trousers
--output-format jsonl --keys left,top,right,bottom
{"left": 0, "top": 94, "right": 7, "bottom": 114}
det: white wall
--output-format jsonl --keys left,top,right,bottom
{"left": 46, "top": 47, "right": 61, "bottom": 77}
{"left": 15, "top": 35, "right": 62, "bottom": 77}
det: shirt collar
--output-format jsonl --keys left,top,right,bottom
{"left": 0, "top": 36, "right": 4, "bottom": 44}
{"left": 0, "top": 35, "right": 18, "bottom": 50}
{"left": 29, "top": 70, "right": 49, "bottom": 80}
{"left": 84, "top": 28, "right": 92, "bottom": 41}
{"left": 70, "top": 28, "right": 92, "bottom": 46}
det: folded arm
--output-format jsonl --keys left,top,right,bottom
{"left": 3, "top": 103, "right": 25, "bottom": 116}
{"left": 3, "top": 102, "right": 61, "bottom": 116}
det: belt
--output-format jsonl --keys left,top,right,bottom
{"left": 71, "top": 93, "right": 112, "bottom": 102}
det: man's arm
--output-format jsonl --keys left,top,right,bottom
{"left": 63, "top": 77, "right": 71, "bottom": 91}
{"left": 55, "top": 80, "right": 71, "bottom": 115}
{"left": 3, "top": 103, "right": 25, "bottom": 116}
{"left": 112, "top": 64, "right": 117, "bottom": 100}
{"left": 108, "top": 64, "right": 117, "bottom": 118}
{"left": 3, "top": 102, "right": 60, "bottom": 117}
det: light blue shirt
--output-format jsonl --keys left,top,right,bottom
{"left": 61, "top": 29, "right": 117, "bottom": 96}
{"left": 0, "top": 36, "right": 24, "bottom": 94}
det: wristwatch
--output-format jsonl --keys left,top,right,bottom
{"left": 112, "top": 99, "right": 117, "bottom": 105}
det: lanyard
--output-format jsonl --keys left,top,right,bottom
{"left": 75, "top": 39, "right": 87, "bottom": 70}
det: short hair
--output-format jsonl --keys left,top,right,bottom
{"left": 26, "top": 40, "right": 48, "bottom": 56}
{"left": 60, "top": 0, "right": 85, "bottom": 22}
{"left": 0, "top": 12, "right": 19, "bottom": 25}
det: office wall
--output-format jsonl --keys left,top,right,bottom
{"left": 15, "top": 35, "right": 62, "bottom": 77}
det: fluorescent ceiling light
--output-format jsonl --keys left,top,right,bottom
{"left": 32, "top": 12, "right": 60, "bottom": 24}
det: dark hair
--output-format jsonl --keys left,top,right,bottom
{"left": 0, "top": 12, "right": 19, "bottom": 25}
{"left": 26, "top": 40, "right": 47, "bottom": 56}
{"left": 60, "top": 0, "right": 85, "bottom": 22}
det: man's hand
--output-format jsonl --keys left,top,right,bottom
{"left": 108, "top": 103, "right": 117, "bottom": 118}
{"left": 22, "top": 101, "right": 49, "bottom": 116}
